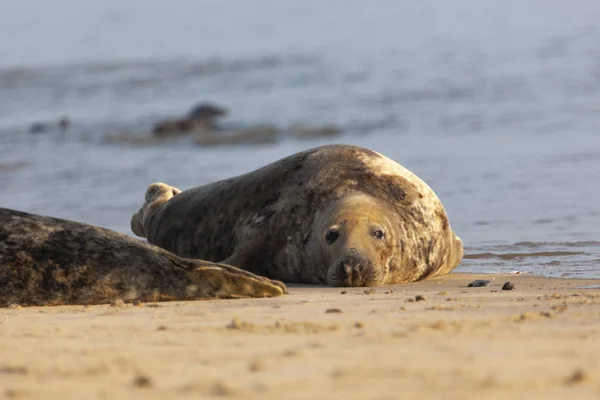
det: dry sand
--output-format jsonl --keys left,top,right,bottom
{"left": 1, "top": 273, "right": 599, "bottom": 400}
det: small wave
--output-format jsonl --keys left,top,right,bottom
{"left": 464, "top": 251, "right": 585, "bottom": 260}
{"left": 511, "top": 241, "right": 600, "bottom": 248}
{"left": 544, "top": 152, "right": 600, "bottom": 165}
{"left": 466, "top": 241, "right": 600, "bottom": 252}
{"left": 0, "top": 53, "right": 319, "bottom": 93}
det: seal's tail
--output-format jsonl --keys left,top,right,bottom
{"left": 130, "top": 182, "right": 181, "bottom": 238}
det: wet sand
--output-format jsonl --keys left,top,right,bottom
{"left": 1, "top": 273, "right": 599, "bottom": 399}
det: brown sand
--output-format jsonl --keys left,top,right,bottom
{"left": 1, "top": 273, "right": 599, "bottom": 400}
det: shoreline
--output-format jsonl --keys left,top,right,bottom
{"left": 1, "top": 272, "right": 600, "bottom": 399}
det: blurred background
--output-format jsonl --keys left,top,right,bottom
{"left": 1, "top": 0, "right": 599, "bottom": 277}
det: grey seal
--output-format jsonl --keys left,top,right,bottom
{"left": 131, "top": 144, "right": 463, "bottom": 287}
{"left": 0, "top": 208, "right": 285, "bottom": 307}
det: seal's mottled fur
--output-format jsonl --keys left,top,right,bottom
{"left": 0, "top": 208, "right": 284, "bottom": 307}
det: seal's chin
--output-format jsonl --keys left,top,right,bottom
{"left": 326, "top": 254, "right": 379, "bottom": 287}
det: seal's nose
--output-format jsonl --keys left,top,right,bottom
{"left": 338, "top": 255, "right": 366, "bottom": 286}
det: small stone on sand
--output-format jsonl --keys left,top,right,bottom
{"left": 468, "top": 280, "right": 491, "bottom": 288}
{"left": 0, "top": 366, "right": 27, "bottom": 375}
{"left": 564, "top": 368, "right": 586, "bottom": 385}
{"left": 502, "top": 282, "right": 515, "bottom": 290}
{"left": 248, "top": 359, "right": 266, "bottom": 372}
{"left": 325, "top": 308, "right": 343, "bottom": 314}
{"left": 133, "top": 375, "right": 152, "bottom": 388}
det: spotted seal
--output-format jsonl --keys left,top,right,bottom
{"left": 131, "top": 144, "right": 463, "bottom": 286}
{"left": 0, "top": 208, "right": 285, "bottom": 307}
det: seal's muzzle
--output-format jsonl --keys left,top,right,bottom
{"left": 333, "top": 248, "right": 375, "bottom": 287}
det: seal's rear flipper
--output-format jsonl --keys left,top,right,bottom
{"left": 188, "top": 266, "right": 285, "bottom": 298}
{"left": 130, "top": 182, "right": 181, "bottom": 238}
{"left": 449, "top": 235, "right": 464, "bottom": 272}
{"left": 130, "top": 212, "right": 146, "bottom": 237}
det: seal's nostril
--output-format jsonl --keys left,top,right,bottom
{"left": 343, "top": 264, "right": 352, "bottom": 277}
{"left": 352, "top": 265, "right": 361, "bottom": 282}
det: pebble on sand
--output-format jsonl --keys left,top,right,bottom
{"left": 502, "top": 282, "right": 515, "bottom": 290}
{"left": 468, "top": 280, "right": 491, "bottom": 287}
{"left": 564, "top": 368, "right": 586, "bottom": 385}
{"left": 248, "top": 359, "right": 266, "bottom": 372}
{"left": 133, "top": 375, "right": 152, "bottom": 388}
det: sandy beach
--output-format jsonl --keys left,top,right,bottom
{"left": 1, "top": 273, "right": 599, "bottom": 400}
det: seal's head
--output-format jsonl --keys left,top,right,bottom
{"left": 314, "top": 194, "right": 399, "bottom": 287}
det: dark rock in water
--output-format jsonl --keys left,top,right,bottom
{"left": 468, "top": 279, "right": 491, "bottom": 287}
{"left": 0, "top": 162, "right": 29, "bottom": 172}
{"left": 152, "top": 118, "right": 212, "bottom": 137}
{"left": 29, "top": 116, "right": 70, "bottom": 134}
{"left": 58, "top": 116, "right": 70, "bottom": 130}
{"left": 187, "top": 103, "right": 228, "bottom": 119}
{"left": 502, "top": 282, "right": 515, "bottom": 290}
{"left": 29, "top": 123, "right": 46, "bottom": 134}
{"left": 152, "top": 103, "right": 226, "bottom": 138}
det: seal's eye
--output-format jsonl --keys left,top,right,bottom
{"left": 325, "top": 230, "right": 339, "bottom": 245}
{"left": 373, "top": 229, "right": 385, "bottom": 240}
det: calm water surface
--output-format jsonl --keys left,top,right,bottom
{"left": 1, "top": 1, "right": 599, "bottom": 278}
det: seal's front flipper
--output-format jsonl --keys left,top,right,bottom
{"left": 188, "top": 266, "right": 285, "bottom": 298}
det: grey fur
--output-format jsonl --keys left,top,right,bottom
{"left": 0, "top": 208, "right": 285, "bottom": 307}
{"left": 132, "top": 144, "right": 463, "bottom": 286}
